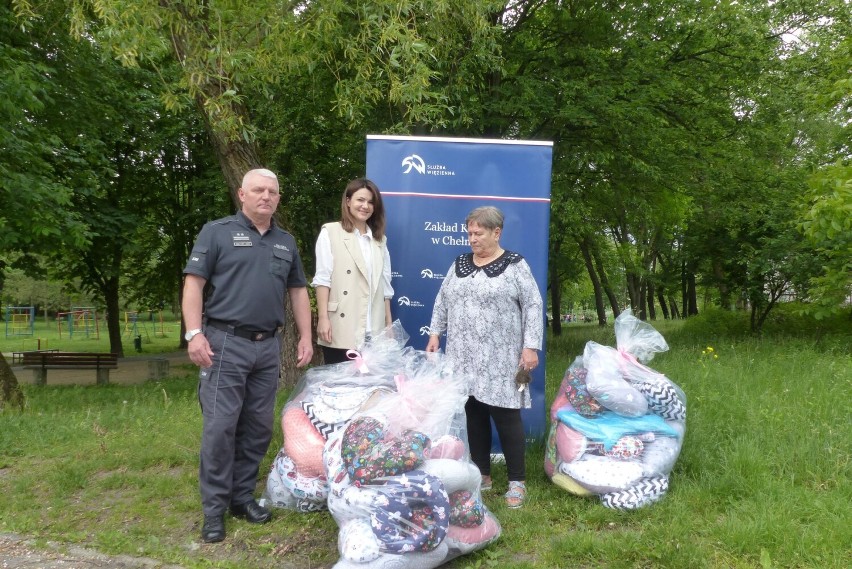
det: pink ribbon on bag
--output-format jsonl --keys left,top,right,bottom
{"left": 346, "top": 350, "right": 369, "bottom": 374}
{"left": 391, "top": 374, "right": 430, "bottom": 427}
{"left": 617, "top": 348, "right": 664, "bottom": 379}
{"left": 394, "top": 374, "right": 407, "bottom": 392}
{"left": 617, "top": 349, "right": 640, "bottom": 366}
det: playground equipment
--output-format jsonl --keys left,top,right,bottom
{"left": 123, "top": 311, "right": 150, "bottom": 341}
{"left": 123, "top": 309, "right": 167, "bottom": 340}
{"left": 56, "top": 307, "right": 100, "bottom": 339}
{"left": 4, "top": 306, "right": 35, "bottom": 337}
{"left": 148, "top": 309, "right": 167, "bottom": 338}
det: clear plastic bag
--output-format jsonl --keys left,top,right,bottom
{"left": 328, "top": 330, "right": 501, "bottom": 567}
{"left": 265, "top": 321, "right": 503, "bottom": 567}
{"left": 545, "top": 310, "right": 686, "bottom": 510}
{"left": 263, "top": 324, "right": 405, "bottom": 512}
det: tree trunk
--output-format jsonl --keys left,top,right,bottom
{"left": 193, "top": 109, "right": 305, "bottom": 388}
{"left": 646, "top": 281, "right": 656, "bottom": 320}
{"left": 202, "top": 118, "right": 260, "bottom": 208}
{"left": 549, "top": 270, "right": 563, "bottom": 336}
{"left": 656, "top": 289, "right": 670, "bottom": 319}
{"left": 686, "top": 272, "right": 698, "bottom": 316}
{"left": 590, "top": 246, "right": 621, "bottom": 319}
{"left": 668, "top": 296, "right": 681, "bottom": 319}
{"left": 713, "top": 258, "right": 731, "bottom": 309}
{"left": 578, "top": 237, "right": 608, "bottom": 326}
{"left": 105, "top": 276, "right": 124, "bottom": 357}
{"left": 0, "top": 261, "right": 20, "bottom": 410}
{"left": 279, "top": 302, "right": 302, "bottom": 388}
{"left": 0, "top": 352, "right": 24, "bottom": 411}
{"left": 626, "top": 272, "right": 641, "bottom": 315}
{"left": 548, "top": 245, "right": 563, "bottom": 336}
{"left": 638, "top": 280, "right": 648, "bottom": 320}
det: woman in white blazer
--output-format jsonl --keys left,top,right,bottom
{"left": 313, "top": 178, "right": 394, "bottom": 364}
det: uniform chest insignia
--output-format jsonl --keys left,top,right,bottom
{"left": 232, "top": 231, "right": 253, "bottom": 247}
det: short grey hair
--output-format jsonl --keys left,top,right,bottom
{"left": 242, "top": 168, "right": 278, "bottom": 186}
{"left": 466, "top": 206, "right": 504, "bottom": 230}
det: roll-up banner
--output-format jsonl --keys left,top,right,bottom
{"left": 366, "top": 135, "right": 553, "bottom": 441}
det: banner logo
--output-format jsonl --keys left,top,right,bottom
{"left": 419, "top": 326, "right": 432, "bottom": 336}
{"left": 402, "top": 154, "right": 456, "bottom": 177}
{"left": 397, "top": 296, "right": 425, "bottom": 308}
{"left": 420, "top": 269, "right": 445, "bottom": 279}
{"left": 402, "top": 155, "right": 426, "bottom": 174}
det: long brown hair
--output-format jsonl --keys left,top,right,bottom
{"left": 340, "top": 178, "right": 386, "bottom": 240}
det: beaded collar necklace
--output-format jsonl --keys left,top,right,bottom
{"left": 455, "top": 251, "right": 522, "bottom": 278}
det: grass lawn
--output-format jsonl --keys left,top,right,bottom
{"left": 0, "top": 312, "right": 184, "bottom": 357}
{"left": 0, "top": 307, "right": 849, "bottom": 568}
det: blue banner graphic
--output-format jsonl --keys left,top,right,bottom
{"left": 366, "top": 135, "right": 553, "bottom": 440}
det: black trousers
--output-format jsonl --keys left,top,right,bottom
{"left": 198, "top": 326, "right": 280, "bottom": 515}
{"left": 465, "top": 396, "right": 526, "bottom": 482}
{"left": 321, "top": 345, "right": 351, "bottom": 365}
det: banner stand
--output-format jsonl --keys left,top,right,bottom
{"left": 367, "top": 135, "right": 553, "bottom": 442}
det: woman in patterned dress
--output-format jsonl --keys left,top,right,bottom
{"left": 426, "top": 206, "right": 543, "bottom": 508}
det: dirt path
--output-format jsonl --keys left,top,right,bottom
{"left": 0, "top": 533, "right": 184, "bottom": 569}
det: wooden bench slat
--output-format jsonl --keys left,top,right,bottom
{"left": 24, "top": 357, "right": 117, "bottom": 364}
{"left": 20, "top": 351, "right": 119, "bottom": 386}
{"left": 34, "top": 364, "right": 119, "bottom": 369}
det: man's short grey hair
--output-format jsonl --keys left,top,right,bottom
{"left": 466, "top": 206, "right": 504, "bottom": 230}
{"left": 242, "top": 168, "right": 278, "bottom": 186}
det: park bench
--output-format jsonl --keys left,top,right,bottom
{"left": 11, "top": 349, "right": 58, "bottom": 365}
{"left": 21, "top": 351, "right": 118, "bottom": 386}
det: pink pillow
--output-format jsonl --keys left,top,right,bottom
{"left": 550, "top": 380, "right": 571, "bottom": 421}
{"left": 427, "top": 436, "right": 465, "bottom": 460}
{"left": 447, "top": 512, "right": 500, "bottom": 544}
{"left": 555, "top": 423, "right": 587, "bottom": 463}
{"left": 282, "top": 405, "right": 326, "bottom": 477}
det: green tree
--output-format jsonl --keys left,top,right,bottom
{"left": 796, "top": 27, "right": 852, "bottom": 317}
{"left": 122, "top": 119, "right": 229, "bottom": 324}
{"left": 20, "top": 8, "right": 184, "bottom": 356}
{"left": 11, "top": 0, "right": 510, "bottom": 380}
{"left": 0, "top": 0, "right": 86, "bottom": 408}
{"left": 800, "top": 162, "right": 852, "bottom": 316}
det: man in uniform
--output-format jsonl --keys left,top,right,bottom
{"left": 182, "top": 168, "right": 313, "bottom": 543}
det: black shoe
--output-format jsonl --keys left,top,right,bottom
{"left": 201, "top": 514, "right": 225, "bottom": 543}
{"left": 230, "top": 499, "right": 271, "bottom": 524}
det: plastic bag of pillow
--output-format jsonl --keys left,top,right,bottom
{"left": 545, "top": 310, "right": 686, "bottom": 510}
{"left": 263, "top": 323, "right": 405, "bottom": 512}
{"left": 323, "top": 331, "right": 502, "bottom": 569}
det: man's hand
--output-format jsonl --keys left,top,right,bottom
{"left": 188, "top": 334, "right": 214, "bottom": 368}
{"left": 296, "top": 336, "right": 314, "bottom": 367}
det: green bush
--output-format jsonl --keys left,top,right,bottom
{"left": 674, "top": 306, "right": 751, "bottom": 341}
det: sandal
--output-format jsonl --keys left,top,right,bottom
{"left": 481, "top": 476, "right": 492, "bottom": 492}
{"left": 505, "top": 481, "right": 526, "bottom": 509}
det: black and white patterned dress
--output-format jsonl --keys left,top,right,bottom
{"left": 429, "top": 251, "right": 543, "bottom": 409}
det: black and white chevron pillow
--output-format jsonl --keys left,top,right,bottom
{"left": 301, "top": 401, "right": 337, "bottom": 439}
{"left": 637, "top": 376, "right": 686, "bottom": 421}
{"left": 601, "top": 476, "right": 669, "bottom": 510}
